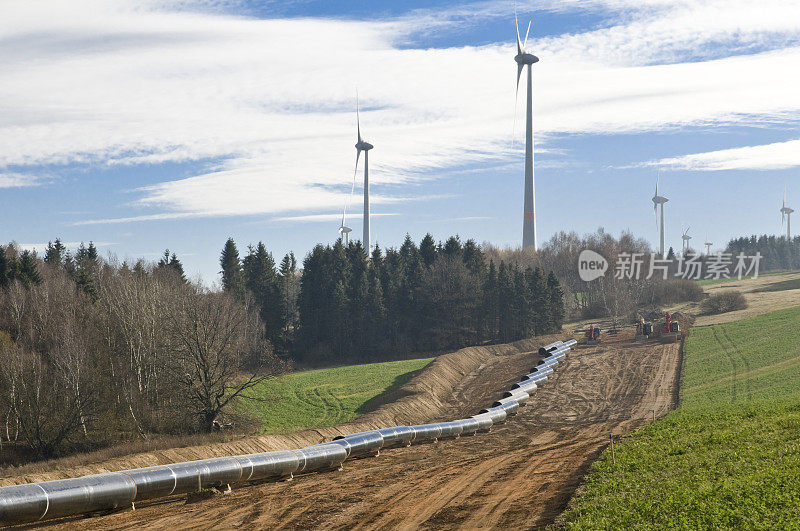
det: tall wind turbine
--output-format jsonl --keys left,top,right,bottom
{"left": 352, "top": 95, "right": 374, "bottom": 251}
{"left": 652, "top": 170, "right": 669, "bottom": 258}
{"left": 514, "top": 7, "right": 539, "bottom": 250}
{"left": 681, "top": 225, "right": 692, "bottom": 255}
{"left": 781, "top": 188, "right": 794, "bottom": 239}
{"left": 704, "top": 233, "right": 713, "bottom": 256}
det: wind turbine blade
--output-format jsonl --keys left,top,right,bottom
{"left": 524, "top": 20, "right": 531, "bottom": 49}
{"left": 515, "top": 3, "right": 522, "bottom": 54}
{"left": 356, "top": 93, "right": 362, "bottom": 143}
{"left": 655, "top": 168, "right": 660, "bottom": 196}
{"left": 512, "top": 63, "right": 523, "bottom": 149}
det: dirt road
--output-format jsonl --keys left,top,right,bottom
{"left": 33, "top": 332, "right": 679, "bottom": 530}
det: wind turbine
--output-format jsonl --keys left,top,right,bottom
{"left": 351, "top": 95, "right": 373, "bottom": 251}
{"left": 651, "top": 170, "right": 669, "bottom": 258}
{"left": 704, "top": 233, "right": 713, "bottom": 256}
{"left": 781, "top": 188, "right": 794, "bottom": 239}
{"left": 514, "top": 6, "right": 539, "bottom": 250}
{"left": 681, "top": 225, "right": 692, "bottom": 256}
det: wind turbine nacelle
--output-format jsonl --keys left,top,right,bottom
{"left": 355, "top": 141, "right": 373, "bottom": 151}
{"left": 652, "top": 196, "right": 669, "bottom": 204}
{"left": 515, "top": 52, "right": 539, "bottom": 65}
{"left": 340, "top": 226, "right": 352, "bottom": 234}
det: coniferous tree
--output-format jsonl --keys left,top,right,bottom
{"left": 219, "top": 238, "right": 243, "bottom": 294}
{"left": 44, "top": 239, "right": 66, "bottom": 266}
{"left": 462, "top": 239, "right": 484, "bottom": 275}
{"left": 547, "top": 271, "right": 565, "bottom": 332}
{"left": 0, "top": 246, "right": 11, "bottom": 288}
{"left": 16, "top": 250, "right": 41, "bottom": 287}
{"left": 480, "top": 260, "right": 499, "bottom": 341}
{"left": 243, "top": 242, "right": 283, "bottom": 346}
{"left": 442, "top": 235, "right": 463, "bottom": 259}
{"left": 157, "top": 249, "right": 186, "bottom": 282}
{"left": 419, "top": 233, "right": 437, "bottom": 268}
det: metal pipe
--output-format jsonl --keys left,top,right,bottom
{"left": 471, "top": 414, "right": 494, "bottom": 433}
{"left": 293, "top": 444, "right": 348, "bottom": 473}
{"left": 455, "top": 417, "right": 480, "bottom": 435}
{"left": 477, "top": 406, "right": 508, "bottom": 424}
{"left": 495, "top": 391, "right": 530, "bottom": 406}
{"left": 332, "top": 431, "right": 384, "bottom": 458}
{"left": 375, "top": 426, "right": 414, "bottom": 448}
{"left": 409, "top": 423, "right": 442, "bottom": 443}
{"left": 538, "top": 340, "right": 563, "bottom": 355}
{"left": 502, "top": 389, "right": 534, "bottom": 401}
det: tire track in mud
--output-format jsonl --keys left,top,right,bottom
{"left": 45, "top": 333, "right": 680, "bottom": 530}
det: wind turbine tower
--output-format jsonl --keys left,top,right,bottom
{"left": 651, "top": 170, "right": 669, "bottom": 258}
{"left": 681, "top": 225, "right": 692, "bottom": 255}
{"left": 352, "top": 96, "right": 373, "bottom": 251}
{"left": 514, "top": 7, "right": 539, "bottom": 250}
{"left": 781, "top": 188, "right": 794, "bottom": 239}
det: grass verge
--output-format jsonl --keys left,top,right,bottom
{"left": 238, "top": 357, "right": 433, "bottom": 434}
{"left": 561, "top": 305, "right": 800, "bottom": 529}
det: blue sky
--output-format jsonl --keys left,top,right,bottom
{"left": 2, "top": 0, "right": 800, "bottom": 283}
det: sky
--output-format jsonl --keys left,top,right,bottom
{"left": 2, "top": 0, "right": 800, "bottom": 283}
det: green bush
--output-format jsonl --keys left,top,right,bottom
{"left": 700, "top": 290, "right": 748, "bottom": 315}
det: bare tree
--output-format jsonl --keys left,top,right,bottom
{"left": 167, "top": 288, "right": 278, "bottom": 432}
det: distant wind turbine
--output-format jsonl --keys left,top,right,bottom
{"left": 704, "top": 233, "right": 713, "bottom": 256}
{"left": 514, "top": 5, "right": 539, "bottom": 250}
{"left": 781, "top": 187, "right": 794, "bottom": 239}
{"left": 651, "top": 169, "right": 669, "bottom": 258}
{"left": 681, "top": 225, "right": 692, "bottom": 255}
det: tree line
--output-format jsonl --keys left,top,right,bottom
{"left": 0, "top": 242, "right": 283, "bottom": 458}
{"left": 726, "top": 235, "right": 800, "bottom": 272}
{"left": 219, "top": 234, "right": 565, "bottom": 366}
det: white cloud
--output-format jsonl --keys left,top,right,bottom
{"left": 652, "top": 139, "right": 800, "bottom": 171}
{"left": 0, "top": 172, "right": 42, "bottom": 188}
{"left": 1, "top": 0, "right": 800, "bottom": 223}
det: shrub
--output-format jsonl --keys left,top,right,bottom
{"left": 700, "top": 290, "right": 748, "bottom": 315}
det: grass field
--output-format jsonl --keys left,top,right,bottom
{"left": 238, "top": 357, "right": 433, "bottom": 434}
{"left": 562, "top": 305, "right": 800, "bottom": 529}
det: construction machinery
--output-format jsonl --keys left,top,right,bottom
{"left": 659, "top": 311, "right": 682, "bottom": 343}
{"left": 584, "top": 324, "right": 601, "bottom": 345}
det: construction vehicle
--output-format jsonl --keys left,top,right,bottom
{"left": 585, "top": 324, "right": 601, "bottom": 345}
{"left": 659, "top": 311, "right": 682, "bottom": 343}
{"left": 634, "top": 313, "right": 649, "bottom": 342}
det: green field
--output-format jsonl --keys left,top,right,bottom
{"left": 562, "top": 306, "right": 800, "bottom": 529}
{"left": 238, "top": 357, "right": 433, "bottom": 434}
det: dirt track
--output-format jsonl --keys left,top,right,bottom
{"left": 28, "top": 332, "right": 680, "bottom": 530}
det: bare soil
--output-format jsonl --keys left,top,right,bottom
{"left": 17, "top": 331, "right": 680, "bottom": 530}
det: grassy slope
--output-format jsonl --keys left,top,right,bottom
{"left": 562, "top": 306, "right": 800, "bottom": 529}
{"left": 239, "top": 358, "right": 433, "bottom": 434}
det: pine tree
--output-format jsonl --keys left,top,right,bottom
{"left": 480, "top": 260, "right": 499, "bottom": 341}
{"left": 419, "top": 233, "right": 437, "bottom": 268}
{"left": 243, "top": 242, "right": 283, "bottom": 346}
{"left": 547, "top": 271, "right": 565, "bottom": 333}
{"left": 442, "top": 235, "right": 463, "bottom": 259}
{"left": 525, "top": 266, "right": 548, "bottom": 335}
{"left": 16, "top": 250, "right": 41, "bottom": 287}
{"left": 219, "top": 238, "right": 243, "bottom": 294}
{"left": 462, "top": 239, "right": 484, "bottom": 275}
{"left": 157, "top": 250, "right": 186, "bottom": 282}
{"left": 0, "top": 245, "right": 14, "bottom": 288}
{"left": 44, "top": 239, "right": 66, "bottom": 266}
